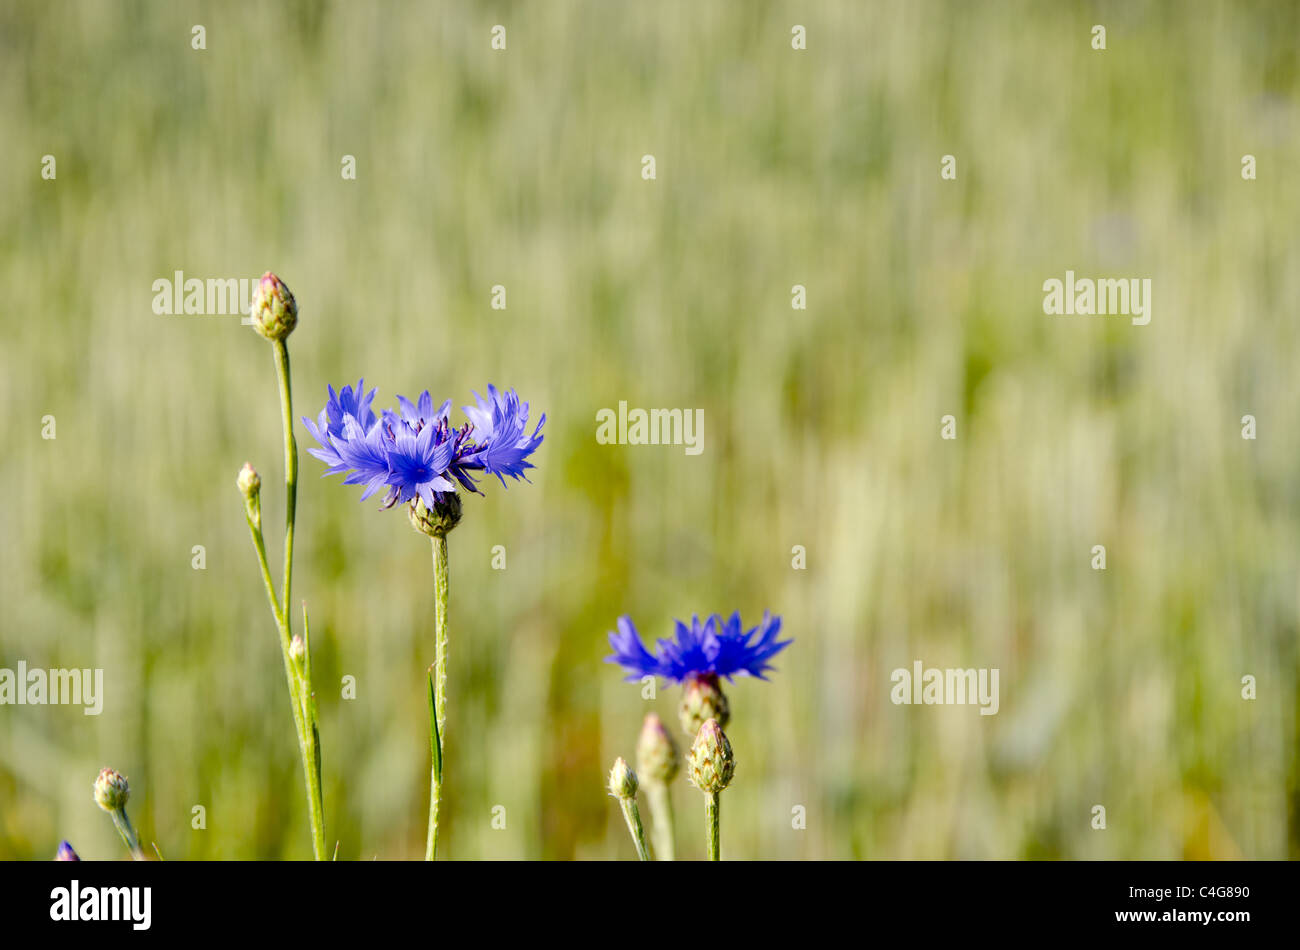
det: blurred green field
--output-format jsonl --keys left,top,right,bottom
{"left": 2, "top": 0, "right": 1299, "bottom": 859}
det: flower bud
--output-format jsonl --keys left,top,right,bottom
{"left": 237, "top": 462, "right": 261, "bottom": 499}
{"left": 688, "top": 719, "right": 735, "bottom": 794}
{"left": 249, "top": 271, "right": 298, "bottom": 341}
{"left": 679, "top": 673, "right": 730, "bottom": 736}
{"left": 607, "top": 757, "right": 638, "bottom": 800}
{"left": 93, "top": 767, "right": 130, "bottom": 812}
{"left": 289, "top": 634, "right": 306, "bottom": 665}
{"left": 55, "top": 840, "right": 80, "bottom": 861}
{"left": 409, "top": 493, "right": 463, "bottom": 539}
{"left": 636, "top": 712, "right": 680, "bottom": 785}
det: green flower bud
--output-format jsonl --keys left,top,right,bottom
{"left": 289, "top": 634, "right": 305, "bottom": 665}
{"left": 636, "top": 712, "right": 680, "bottom": 785}
{"left": 688, "top": 719, "right": 735, "bottom": 794}
{"left": 93, "top": 767, "right": 130, "bottom": 812}
{"left": 236, "top": 462, "right": 261, "bottom": 499}
{"left": 409, "top": 493, "right": 463, "bottom": 539}
{"left": 249, "top": 271, "right": 298, "bottom": 341}
{"left": 607, "top": 756, "right": 638, "bottom": 800}
{"left": 679, "top": 673, "right": 730, "bottom": 736}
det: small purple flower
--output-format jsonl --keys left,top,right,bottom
{"left": 302, "top": 383, "right": 544, "bottom": 512}
{"left": 606, "top": 611, "right": 791, "bottom": 683}
{"left": 55, "top": 840, "right": 80, "bottom": 861}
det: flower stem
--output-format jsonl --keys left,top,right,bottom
{"left": 110, "top": 808, "right": 146, "bottom": 861}
{"left": 245, "top": 511, "right": 323, "bottom": 857}
{"left": 425, "top": 533, "right": 450, "bottom": 860}
{"left": 273, "top": 340, "right": 297, "bottom": 622}
{"left": 243, "top": 501, "right": 279, "bottom": 628}
{"left": 241, "top": 341, "right": 326, "bottom": 860}
{"left": 275, "top": 341, "right": 325, "bottom": 861}
{"left": 645, "top": 781, "right": 675, "bottom": 860}
{"left": 619, "top": 797, "right": 652, "bottom": 861}
{"left": 705, "top": 791, "right": 720, "bottom": 861}
{"left": 299, "top": 603, "right": 325, "bottom": 844}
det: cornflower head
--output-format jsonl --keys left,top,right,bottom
{"left": 304, "top": 383, "right": 544, "bottom": 537}
{"left": 606, "top": 611, "right": 791, "bottom": 735}
{"left": 55, "top": 841, "right": 80, "bottom": 861}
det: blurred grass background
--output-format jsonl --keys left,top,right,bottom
{"left": 1, "top": 0, "right": 1299, "bottom": 859}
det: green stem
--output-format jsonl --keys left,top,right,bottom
{"left": 243, "top": 502, "right": 281, "bottom": 630}
{"left": 241, "top": 340, "right": 325, "bottom": 860}
{"left": 274, "top": 342, "right": 324, "bottom": 862}
{"left": 424, "top": 669, "right": 441, "bottom": 860}
{"left": 705, "top": 791, "right": 720, "bottom": 861}
{"left": 646, "top": 781, "right": 675, "bottom": 860}
{"left": 273, "top": 340, "right": 297, "bottom": 622}
{"left": 110, "top": 808, "right": 146, "bottom": 861}
{"left": 244, "top": 510, "right": 325, "bottom": 860}
{"left": 300, "top": 603, "right": 324, "bottom": 834}
{"left": 426, "top": 533, "right": 450, "bottom": 860}
{"left": 619, "top": 797, "right": 652, "bottom": 861}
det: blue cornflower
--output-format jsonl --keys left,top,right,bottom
{"left": 460, "top": 385, "right": 546, "bottom": 485}
{"left": 607, "top": 611, "right": 791, "bottom": 683}
{"left": 393, "top": 390, "right": 451, "bottom": 431}
{"left": 334, "top": 414, "right": 395, "bottom": 502}
{"left": 385, "top": 414, "right": 458, "bottom": 508}
{"left": 607, "top": 616, "right": 667, "bottom": 679}
{"left": 706, "top": 611, "right": 791, "bottom": 680}
{"left": 606, "top": 611, "right": 791, "bottom": 736}
{"left": 302, "top": 379, "right": 376, "bottom": 474}
{"left": 303, "top": 383, "right": 544, "bottom": 512}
